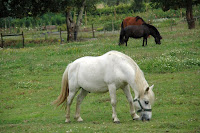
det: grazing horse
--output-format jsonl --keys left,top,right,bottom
{"left": 53, "top": 51, "right": 155, "bottom": 123}
{"left": 121, "top": 23, "right": 162, "bottom": 46}
{"left": 119, "top": 16, "right": 145, "bottom": 45}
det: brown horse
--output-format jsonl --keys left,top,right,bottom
{"left": 119, "top": 16, "right": 146, "bottom": 45}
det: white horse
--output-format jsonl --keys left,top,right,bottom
{"left": 53, "top": 50, "right": 155, "bottom": 123}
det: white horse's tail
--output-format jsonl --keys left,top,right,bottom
{"left": 53, "top": 66, "right": 69, "bottom": 108}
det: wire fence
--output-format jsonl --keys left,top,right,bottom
{"left": 0, "top": 17, "right": 199, "bottom": 48}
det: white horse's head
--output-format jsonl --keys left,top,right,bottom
{"left": 133, "top": 85, "right": 155, "bottom": 121}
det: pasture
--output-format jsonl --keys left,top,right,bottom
{"left": 0, "top": 23, "right": 200, "bottom": 132}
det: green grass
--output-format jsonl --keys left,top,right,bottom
{"left": 0, "top": 23, "right": 200, "bottom": 133}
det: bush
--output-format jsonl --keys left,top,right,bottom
{"left": 96, "top": 27, "right": 104, "bottom": 31}
{"left": 151, "top": 8, "right": 184, "bottom": 18}
{"left": 104, "top": 20, "right": 121, "bottom": 31}
{"left": 89, "top": 4, "right": 132, "bottom": 16}
{"left": 57, "top": 24, "right": 67, "bottom": 31}
{"left": 153, "top": 18, "right": 177, "bottom": 28}
{"left": 131, "top": 0, "right": 145, "bottom": 12}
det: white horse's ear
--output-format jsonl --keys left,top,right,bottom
{"left": 149, "top": 84, "right": 154, "bottom": 90}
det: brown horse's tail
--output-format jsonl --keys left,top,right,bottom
{"left": 53, "top": 66, "right": 69, "bottom": 108}
{"left": 119, "top": 21, "right": 125, "bottom": 45}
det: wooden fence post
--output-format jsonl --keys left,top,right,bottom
{"left": 171, "top": 19, "right": 173, "bottom": 31}
{"left": 92, "top": 24, "right": 95, "bottom": 38}
{"left": 1, "top": 33, "right": 3, "bottom": 48}
{"left": 85, "top": 11, "right": 87, "bottom": 26}
{"left": 22, "top": 31, "right": 24, "bottom": 48}
{"left": 114, "top": 8, "right": 116, "bottom": 21}
{"left": 112, "top": 20, "right": 114, "bottom": 32}
{"left": 60, "top": 28, "right": 62, "bottom": 44}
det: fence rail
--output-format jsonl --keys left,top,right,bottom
{"left": 1, "top": 31, "right": 24, "bottom": 48}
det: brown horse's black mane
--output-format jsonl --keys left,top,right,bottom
{"left": 142, "top": 23, "right": 161, "bottom": 36}
{"left": 135, "top": 16, "right": 145, "bottom": 23}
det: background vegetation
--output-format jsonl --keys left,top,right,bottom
{"left": 1, "top": 4, "right": 199, "bottom": 30}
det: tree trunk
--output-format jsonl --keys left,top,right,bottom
{"left": 66, "top": 8, "right": 75, "bottom": 42}
{"left": 116, "top": 0, "right": 120, "bottom": 6}
{"left": 74, "top": 0, "right": 86, "bottom": 41}
{"left": 186, "top": 0, "right": 195, "bottom": 29}
{"left": 65, "top": 0, "right": 86, "bottom": 42}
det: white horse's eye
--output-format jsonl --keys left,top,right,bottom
{"left": 145, "top": 101, "right": 149, "bottom": 104}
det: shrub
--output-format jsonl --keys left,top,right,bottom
{"left": 96, "top": 27, "right": 104, "bottom": 31}
{"left": 104, "top": 20, "right": 121, "bottom": 31}
{"left": 57, "top": 24, "right": 67, "bottom": 31}
{"left": 153, "top": 18, "right": 177, "bottom": 28}
{"left": 88, "top": 4, "right": 132, "bottom": 16}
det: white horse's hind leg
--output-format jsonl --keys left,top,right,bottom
{"left": 122, "top": 85, "right": 140, "bottom": 120}
{"left": 74, "top": 89, "right": 88, "bottom": 122}
{"left": 65, "top": 87, "right": 79, "bottom": 123}
{"left": 108, "top": 84, "right": 120, "bottom": 123}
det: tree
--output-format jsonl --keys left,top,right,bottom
{"left": 131, "top": 0, "right": 145, "bottom": 12}
{"left": 60, "top": 0, "right": 101, "bottom": 41}
{"left": 150, "top": 0, "right": 200, "bottom": 29}
{"left": 65, "top": 0, "right": 87, "bottom": 41}
{"left": 0, "top": 0, "right": 98, "bottom": 41}
{"left": 0, "top": 0, "right": 58, "bottom": 18}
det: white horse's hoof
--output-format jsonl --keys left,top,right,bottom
{"left": 133, "top": 113, "right": 140, "bottom": 120}
{"left": 114, "top": 121, "right": 120, "bottom": 124}
{"left": 77, "top": 117, "right": 83, "bottom": 122}
{"left": 113, "top": 117, "right": 120, "bottom": 124}
{"left": 65, "top": 119, "right": 71, "bottom": 123}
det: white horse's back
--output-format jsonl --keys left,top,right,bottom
{"left": 68, "top": 51, "right": 138, "bottom": 93}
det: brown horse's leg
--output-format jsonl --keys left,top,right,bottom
{"left": 125, "top": 37, "right": 129, "bottom": 46}
{"left": 143, "top": 38, "right": 145, "bottom": 47}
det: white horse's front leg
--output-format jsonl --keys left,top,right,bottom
{"left": 108, "top": 84, "right": 120, "bottom": 123}
{"left": 74, "top": 89, "right": 88, "bottom": 122}
{"left": 122, "top": 85, "right": 140, "bottom": 120}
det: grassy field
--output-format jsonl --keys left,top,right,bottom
{"left": 0, "top": 23, "right": 200, "bottom": 133}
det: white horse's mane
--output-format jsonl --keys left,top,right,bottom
{"left": 108, "top": 51, "right": 155, "bottom": 104}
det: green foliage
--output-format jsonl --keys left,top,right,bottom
{"left": 96, "top": 27, "right": 104, "bottom": 31}
{"left": 131, "top": 0, "right": 146, "bottom": 12}
{"left": 152, "top": 18, "right": 178, "bottom": 28}
{"left": 57, "top": 24, "right": 67, "bottom": 31}
{"left": 88, "top": 4, "right": 132, "bottom": 16}
{"left": 152, "top": 8, "right": 184, "bottom": 18}
{"left": 103, "top": 20, "right": 121, "bottom": 31}
{"left": 0, "top": 13, "right": 66, "bottom": 28}
{"left": 150, "top": 0, "right": 200, "bottom": 11}
{"left": 16, "top": 28, "right": 20, "bottom": 33}
{"left": 25, "top": 18, "right": 31, "bottom": 28}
